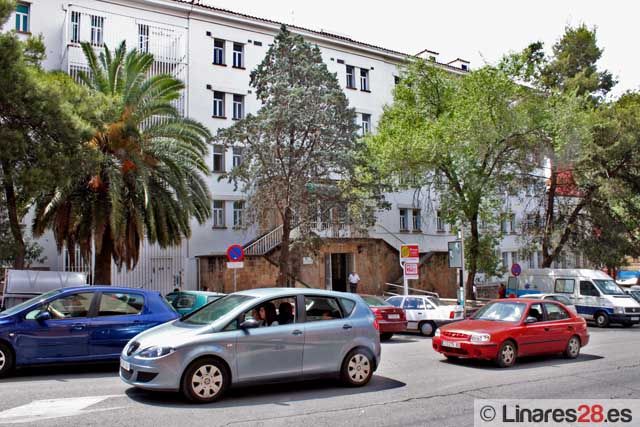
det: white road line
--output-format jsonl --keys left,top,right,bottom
{"left": 0, "top": 395, "right": 122, "bottom": 424}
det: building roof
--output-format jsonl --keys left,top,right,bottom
{"left": 447, "top": 58, "right": 470, "bottom": 64}
{"left": 167, "top": 0, "right": 467, "bottom": 72}
{"left": 415, "top": 48, "right": 440, "bottom": 56}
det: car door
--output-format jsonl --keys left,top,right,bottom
{"left": 17, "top": 292, "right": 95, "bottom": 362}
{"left": 88, "top": 291, "right": 156, "bottom": 358}
{"left": 577, "top": 281, "right": 601, "bottom": 319}
{"left": 235, "top": 296, "right": 304, "bottom": 382}
{"left": 542, "top": 302, "right": 574, "bottom": 352}
{"left": 518, "top": 303, "right": 550, "bottom": 356}
{"left": 403, "top": 297, "right": 427, "bottom": 330}
{"left": 302, "top": 295, "right": 353, "bottom": 376}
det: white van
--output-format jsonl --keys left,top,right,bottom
{"left": 507, "top": 269, "right": 640, "bottom": 327}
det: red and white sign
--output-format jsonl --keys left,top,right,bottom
{"left": 226, "top": 244, "right": 245, "bottom": 262}
{"left": 227, "top": 262, "right": 244, "bottom": 269}
{"left": 400, "top": 244, "right": 419, "bottom": 263}
{"left": 404, "top": 262, "right": 419, "bottom": 280}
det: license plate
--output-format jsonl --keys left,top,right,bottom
{"left": 442, "top": 340, "right": 460, "bottom": 349}
{"left": 121, "top": 360, "right": 131, "bottom": 371}
{"left": 387, "top": 314, "right": 400, "bottom": 319}
{"left": 632, "top": 317, "right": 639, "bottom": 321}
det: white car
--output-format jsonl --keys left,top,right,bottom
{"left": 385, "top": 295, "right": 464, "bottom": 337}
{"left": 520, "top": 293, "right": 577, "bottom": 314}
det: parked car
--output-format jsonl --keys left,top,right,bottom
{"left": 165, "top": 290, "right": 225, "bottom": 316}
{"left": 0, "top": 286, "right": 179, "bottom": 377}
{"left": 360, "top": 295, "right": 407, "bottom": 341}
{"left": 624, "top": 288, "right": 640, "bottom": 304}
{"left": 432, "top": 299, "right": 589, "bottom": 368}
{"left": 520, "top": 293, "right": 577, "bottom": 314}
{"left": 120, "top": 288, "right": 380, "bottom": 403}
{"left": 385, "top": 295, "right": 464, "bottom": 336}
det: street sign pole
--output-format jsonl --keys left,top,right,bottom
{"left": 233, "top": 268, "right": 237, "bottom": 293}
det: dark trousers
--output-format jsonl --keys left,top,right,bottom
{"left": 349, "top": 283, "right": 358, "bottom": 293}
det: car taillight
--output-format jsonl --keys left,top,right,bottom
{"left": 372, "top": 309, "right": 384, "bottom": 320}
{"left": 373, "top": 318, "right": 380, "bottom": 331}
{"left": 449, "top": 311, "right": 455, "bottom": 319}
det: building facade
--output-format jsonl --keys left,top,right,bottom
{"left": 3, "top": 0, "right": 585, "bottom": 297}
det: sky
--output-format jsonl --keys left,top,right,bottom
{"left": 201, "top": 0, "right": 640, "bottom": 97}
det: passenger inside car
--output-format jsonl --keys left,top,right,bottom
{"left": 527, "top": 304, "right": 544, "bottom": 322}
{"left": 259, "top": 302, "right": 279, "bottom": 326}
{"left": 278, "top": 302, "right": 294, "bottom": 324}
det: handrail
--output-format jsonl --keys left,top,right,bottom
{"left": 374, "top": 222, "right": 407, "bottom": 245}
{"left": 244, "top": 225, "right": 284, "bottom": 256}
{"left": 384, "top": 282, "right": 439, "bottom": 297}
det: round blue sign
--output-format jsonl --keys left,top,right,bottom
{"left": 226, "top": 244, "right": 245, "bottom": 262}
{"left": 511, "top": 263, "right": 522, "bottom": 277}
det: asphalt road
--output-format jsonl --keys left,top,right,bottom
{"left": 1, "top": 326, "right": 639, "bottom": 427}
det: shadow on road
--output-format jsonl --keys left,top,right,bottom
{"left": 382, "top": 337, "right": 421, "bottom": 344}
{"left": 1, "top": 362, "right": 119, "bottom": 383}
{"left": 438, "top": 353, "right": 604, "bottom": 370}
{"left": 125, "top": 374, "right": 406, "bottom": 408}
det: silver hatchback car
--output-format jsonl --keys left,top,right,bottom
{"left": 120, "top": 288, "right": 381, "bottom": 402}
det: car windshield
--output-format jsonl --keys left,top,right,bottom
{"left": 630, "top": 291, "right": 640, "bottom": 301}
{"left": 361, "top": 295, "right": 388, "bottom": 306}
{"left": 593, "top": 280, "right": 626, "bottom": 295}
{"left": 0, "top": 289, "right": 63, "bottom": 317}
{"left": 473, "top": 302, "right": 526, "bottom": 322}
{"left": 426, "top": 296, "right": 443, "bottom": 306}
{"left": 181, "top": 294, "right": 254, "bottom": 325}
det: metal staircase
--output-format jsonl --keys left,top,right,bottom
{"left": 243, "top": 225, "right": 284, "bottom": 256}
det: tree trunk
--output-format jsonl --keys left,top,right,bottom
{"left": 541, "top": 160, "right": 557, "bottom": 268}
{"left": 276, "top": 207, "right": 292, "bottom": 287}
{"left": 1, "top": 160, "right": 26, "bottom": 269}
{"left": 93, "top": 231, "right": 113, "bottom": 285}
{"left": 464, "top": 215, "right": 479, "bottom": 300}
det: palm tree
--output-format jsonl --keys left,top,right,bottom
{"left": 33, "top": 41, "right": 212, "bottom": 284}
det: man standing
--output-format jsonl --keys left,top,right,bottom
{"left": 498, "top": 283, "right": 506, "bottom": 299}
{"left": 348, "top": 271, "right": 361, "bottom": 294}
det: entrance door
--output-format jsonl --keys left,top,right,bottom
{"left": 331, "top": 253, "right": 347, "bottom": 292}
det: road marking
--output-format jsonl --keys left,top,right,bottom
{"left": 0, "top": 395, "right": 121, "bottom": 424}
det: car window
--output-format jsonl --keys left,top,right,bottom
{"left": 6, "top": 289, "right": 63, "bottom": 318}
{"left": 555, "top": 279, "right": 575, "bottom": 294}
{"left": 340, "top": 298, "right": 356, "bottom": 316}
{"left": 98, "top": 292, "right": 144, "bottom": 316}
{"left": 580, "top": 281, "right": 600, "bottom": 297}
{"left": 183, "top": 294, "right": 254, "bottom": 325}
{"left": 305, "top": 296, "right": 342, "bottom": 322}
{"left": 45, "top": 292, "right": 94, "bottom": 319}
{"left": 361, "top": 295, "right": 388, "bottom": 306}
{"left": 169, "top": 293, "right": 196, "bottom": 310}
{"left": 386, "top": 297, "right": 403, "bottom": 307}
{"left": 527, "top": 303, "right": 544, "bottom": 322}
{"left": 426, "top": 296, "right": 443, "bottom": 306}
{"left": 231, "top": 297, "right": 298, "bottom": 330}
{"left": 403, "top": 297, "right": 425, "bottom": 310}
{"left": 473, "top": 302, "right": 526, "bottom": 322}
{"left": 544, "top": 303, "right": 570, "bottom": 321}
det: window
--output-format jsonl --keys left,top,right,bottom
{"left": 393, "top": 75, "right": 400, "bottom": 85}
{"left": 579, "top": 281, "right": 599, "bottom": 297}
{"left": 501, "top": 252, "right": 509, "bottom": 268}
{"left": 346, "top": 65, "right": 355, "bottom": 89}
{"left": 45, "top": 293, "right": 94, "bottom": 319}
{"left": 233, "top": 201, "right": 245, "bottom": 228}
{"left": 461, "top": 64, "right": 468, "bottom": 71}
{"left": 232, "top": 43, "right": 244, "bottom": 68}
{"left": 98, "top": 292, "right": 144, "bottom": 316}
{"left": 70, "top": 11, "right": 81, "bottom": 43}
{"left": 15, "top": 3, "right": 29, "bottom": 33}
{"left": 403, "top": 297, "right": 425, "bottom": 310}
{"left": 554, "top": 279, "right": 575, "bottom": 294}
{"left": 527, "top": 303, "right": 544, "bottom": 322}
{"left": 360, "top": 68, "right": 370, "bottom": 91}
{"left": 213, "top": 38, "right": 225, "bottom": 65}
{"left": 212, "top": 145, "right": 225, "bottom": 172}
{"left": 544, "top": 303, "right": 569, "bottom": 321}
{"left": 501, "top": 213, "right": 516, "bottom": 234}
{"left": 213, "top": 91, "right": 225, "bottom": 117}
{"left": 412, "top": 209, "right": 421, "bottom": 231}
{"left": 304, "top": 296, "right": 342, "bottom": 321}
{"left": 386, "top": 296, "right": 403, "bottom": 307}
{"left": 399, "top": 208, "right": 408, "bottom": 231}
{"left": 339, "top": 298, "right": 356, "bottom": 316}
{"left": 213, "top": 200, "right": 225, "bottom": 228}
{"left": 232, "top": 94, "right": 244, "bottom": 120}
{"left": 232, "top": 147, "right": 243, "bottom": 168}
{"left": 361, "top": 113, "right": 371, "bottom": 135}
{"left": 138, "top": 24, "right": 149, "bottom": 53}
{"left": 436, "top": 210, "right": 445, "bottom": 232}
{"left": 510, "top": 251, "right": 518, "bottom": 266}
{"left": 90, "top": 15, "right": 104, "bottom": 47}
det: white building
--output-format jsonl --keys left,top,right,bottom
{"left": 3, "top": 0, "right": 583, "bottom": 296}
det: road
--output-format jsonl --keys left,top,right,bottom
{"left": 0, "top": 326, "right": 639, "bottom": 426}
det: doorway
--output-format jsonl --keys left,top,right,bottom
{"left": 324, "top": 253, "right": 354, "bottom": 292}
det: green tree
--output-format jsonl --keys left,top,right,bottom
{"left": 33, "top": 41, "right": 212, "bottom": 284}
{"left": 0, "top": 0, "right": 98, "bottom": 269}
{"left": 216, "top": 26, "right": 380, "bottom": 286}
{"left": 369, "top": 61, "right": 541, "bottom": 296}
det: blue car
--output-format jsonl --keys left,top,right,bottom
{"left": 0, "top": 286, "right": 178, "bottom": 377}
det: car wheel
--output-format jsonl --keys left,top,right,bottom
{"left": 181, "top": 358, "right": 229, "bottom": 403}
{"left": 0, "top": 343, "right": 14, "bottom": 378}
{"left": 594, "top": 312, "right": 609, "bottom": 328}
{"left": 341, "top": 348, "right": 374, "bottom": 387}
{"left": 564, "top": 335, "right": 581, "bottom": 359}
{"left": 380, "top": 333, "right": 393, "bottom": 341}
{"left": 496, "top": 340, "right": 517, "bottom": 368}
{"left": 419, "top": 321, "right": 436, "bottom": 337}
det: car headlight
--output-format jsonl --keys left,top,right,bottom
{"left": 470, "top": 333, "right": 491, "bottom": 343}
{"left": 614, "top": 307, "right": 625, "bottom": 314}
{"left": 137, "top": 346, "right": 175, "bottom": 359}
{"left": 434, "top": 328, "right": 441, "bottom": 337}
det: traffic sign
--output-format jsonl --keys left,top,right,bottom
{"left": 404, "top": 262, "right": 419, "bottom": 280}
{"left": 400, "top": 244, "right": 419, "bottom": 263}
{"left": 226, "top": 244, "right": 245, "bottom": 262}
{"left": 511, "top": 263, "right": 522, "bottom": 277}
{"left": 227, "top": 262, "right": 244, "bottom": 269}
{"left": 448, "top": 241, "right": 462, "bottom": 268}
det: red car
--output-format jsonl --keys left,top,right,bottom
{"left": 432, "top": 298, "right": 589, "bottom": 368}
{"left": 361, "top": 295, "right": 407, "bottom": 341}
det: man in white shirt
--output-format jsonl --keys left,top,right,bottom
{"left": 348, "top": 271, "right": 360, "bottom": 294}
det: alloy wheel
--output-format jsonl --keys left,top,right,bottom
{"left": 347, "top": 353, "right": 371, "bottom": 384}
{"left": 567, "top": 337, "right": 580, "bottom": 358}
{"left": 190, "top": 364, "right": 223, "bottom": 399}
{"left": 501, "top": 344, "right": 515, "bottom": 365}
{"left": 0, "top": 350, "right": 4, "bottom": 371}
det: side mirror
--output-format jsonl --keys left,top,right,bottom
{"left": 35, "top": 311, "right": 51, "bottom": 323}
{"left": 525, "top": 316, "right": 538, "bottom": 324}
{"left": 240, "top": 318, "right": 260, "bottom": 329}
